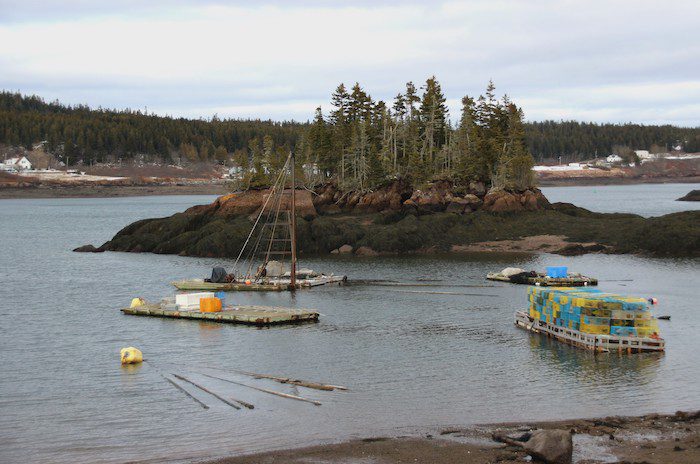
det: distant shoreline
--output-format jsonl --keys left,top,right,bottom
{"left": 0, "top": 183, "right": 227, "bottom": 199}
{"left": 537, "top": 175, "right": 700, "bottom": 187}
{"left": 1, "top": 176, "right": 698, "bottom": 199}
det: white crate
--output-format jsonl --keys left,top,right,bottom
{"left": 175, "top": 292, "right": 215, "bottom": 309}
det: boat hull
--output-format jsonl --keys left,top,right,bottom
{"left": 514, "top": 310, "right": 664, "bottom": 352}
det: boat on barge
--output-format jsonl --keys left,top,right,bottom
{"left": 173, "top": 151, "right": 346, "bottom": 292}
{"left": 488, "top": 266, "right": 597, "bottom": 286}
{"left": 515, "top": 287, "right": 664, "bottom": 352}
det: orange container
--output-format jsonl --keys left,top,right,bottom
{"left": 200, "top": 297, "right": 222, "bottom": 312}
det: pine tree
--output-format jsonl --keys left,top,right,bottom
{"left": 454, "top": 96, "right": 480, "bottom": 187}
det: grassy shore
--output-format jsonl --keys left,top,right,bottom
{"left": 208, "top": 411, "right": 699, "bottom": 464}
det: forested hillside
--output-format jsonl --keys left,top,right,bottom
{"left": 0, "top": 92, "right": 303, "bottom": 165}
{"left": 2, "top": 85, "right": 699, "bottom": 189}
{"left": 526, "top": 121, "right": 700, "bottom": 161}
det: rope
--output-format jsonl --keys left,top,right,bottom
{"left": 232, "top": 154, "right": 292, "bottom": 278}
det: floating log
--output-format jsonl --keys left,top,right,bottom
{"left": 162, "top": 375, "right": 209, "bottom": 410}
{"left": 657, "top": 315, "right": 671, "bottom": 320}
{"left": 171, "top": 374, "right": 245, "bottom": 410}
{"left": 200, "top": 373, "right": 322, "bottom": 406}
{"left": 160, "top": 361, "right": 348, "bottom": 392}
{"left": 235, "top": 370, "right": 348, "bottom": 391}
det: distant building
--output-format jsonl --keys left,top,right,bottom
{"left": 227, "top": 165, "right": 245, "bottom": 180}
{"left": 634, "top": 150, "right": 656, "bottom": 160}
{"left": 1, "top": 156, "right": 32, "bottom": 171}
{"left": 606, "top": 154, "right": 623, "bottom": 163}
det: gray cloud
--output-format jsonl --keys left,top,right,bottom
{"left": 0, "top": 0, "right": 698, "bottom": 125}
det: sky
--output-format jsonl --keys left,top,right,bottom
{"left": 1, "top": 0, "right": 699, "bottom": 125}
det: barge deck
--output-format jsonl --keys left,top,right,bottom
{"left": 122, "top": 303, "right": 320, "bottom": 325}
{"left": 514, "top": 310, "right": 664, "bottom": 352}
{"left": 172, "top": 275, "right": 346, "bottom": 292}
{"left": 488, "top": 273, "right": 598, "bottom": 286}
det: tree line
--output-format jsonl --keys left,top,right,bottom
{"left": 526, "top": 120, "right": 700, "bottom": 162}
{"left": 2, "top": 87, "right": 699, "bottom": 191}
{"left": 0, "top": 91, "right": 303, "bottom": 165}
{"left": 297, "top": 79, "right": 533, "bottom": 191}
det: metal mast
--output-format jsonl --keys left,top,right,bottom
{"left": 289, "top": 151, "right": 297, "bottom": 289}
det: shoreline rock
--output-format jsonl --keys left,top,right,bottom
{"left": 81, "top": 181, "right": 700, "bottom": 258}
{"left": 204, "top": 410, "right": 699, "bottom": 464}
{"left": 677, "top": 189, "right": 700, "bottom": 201}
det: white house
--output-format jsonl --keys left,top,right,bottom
{"left": 1, "top": 156, "right": 32, "bottom": 171}
{"left": 634, "top": 150, "right": 656, "bottom": 160}
{"left": 606, "top": 154, "right": 623, "bottom": 163}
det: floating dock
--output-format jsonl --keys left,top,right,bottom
{"left": 121, "top": 303, "right": 319, "bottom": 325}
{"left": 515, "top": 310, "right": 664, "bottom": 352}
{"left": 172, "top": 275, "right": 346, "bottom": 292}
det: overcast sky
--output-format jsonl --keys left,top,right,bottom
{"left": 1, "top": 0, "right": 698, "bottom": 125}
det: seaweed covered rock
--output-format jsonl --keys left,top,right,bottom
{"left": 677, "top": 189, "right": 700, "bottom": 201}
{"left": 87, "top": 184, "right": 700, "bottom": 259}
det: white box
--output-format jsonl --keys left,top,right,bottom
{"left": 175, "top": 292, "right": 215, "bottom": 309}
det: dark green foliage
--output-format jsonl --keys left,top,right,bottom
{"left": 0, "top": 91, "right": 302, "bottom": 165}
{"left": 3, "top": 89, "right": 699, "bottom": 182}
{"left": 305, "top": 216, "right": 365, "bottom": 253}
{"left": 526, "top": 121, "right": 699, "bottom": 162}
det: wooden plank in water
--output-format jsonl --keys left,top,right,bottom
{"left": 121, "top": 304, "right": 320, "bottom": 325}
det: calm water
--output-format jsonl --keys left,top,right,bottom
{"left": 541, "top": 183, "right": 700, "bottom": 217}
{"left": 0, "top": 186, "right": 698, "bottom": 464}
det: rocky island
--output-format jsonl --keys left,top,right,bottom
{"left": 77, "top": 180, "right": 700, "bottom": 258}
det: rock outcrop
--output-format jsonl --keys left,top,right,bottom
{"left": 677, "top": 189, "right": 700, "bottom": 201}
{"left": 312, "top": 180, "right": 549, "bottom": 215}
{"left": 188, "top": 189, "right": 317, "bottom": 219}
{"left": 72, "top": 244, "right": 104, "bottom": 253}
{"left": 80, "top": 180, "right": 700, "bottom": 258}
{"left": 494, "top": 429, "right": 573, "bottom": 464}
{"left": 482, "top": 188, "right": 550, "bottom": 213}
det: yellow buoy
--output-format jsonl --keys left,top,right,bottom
{"left": 130, "top": 297, "right": 145, "bottom": 308}
{"left": 120, "top": 347, "right": 143, "bottom": 365}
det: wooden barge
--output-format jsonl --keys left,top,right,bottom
{"left": 172, "top": 275, "right": 346, "bottom": 292}
{"left": 121, "top": 303, "right": 319, "bottom": 325}
{"left": 487, "top": 272, "right": 598, "bottom": 286}
{"left": 514, "top": 310, "right": 665, "bottom": 353}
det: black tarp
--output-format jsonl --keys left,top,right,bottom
{"left": 210, "top": 267, "right": 228, "bottom": 283}
{"left": 509, "top": 271, "right": 538, "bottom": 284}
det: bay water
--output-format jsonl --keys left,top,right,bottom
{"left": 0, "top": 184, "right": 698, "bottom": 463}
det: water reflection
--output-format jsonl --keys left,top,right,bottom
{"left": 528, "top": 335, "right": 663, "bottom": 386}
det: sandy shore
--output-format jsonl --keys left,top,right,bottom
{"left": 208, "top": 411, "right": 699, "bottom": 463}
